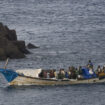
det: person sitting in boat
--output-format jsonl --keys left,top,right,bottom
{"left": 77, "top": 66, "right": 83, "bottom": 79}
{"left": 68, "top": 66, "right": 76, "bottom": 79}
{"left": 39, "top": 70, "right": 44, "bottom": 78}
{"left": 78, "top": 66, "right": 82, "bottom": 75}
{"left": 96, "top": 65, "right": 102, "bottom": 75}
{"left": 87, "top": 60, "right": 93, "bottom": 69}
{"left": 58, "top": 69, "right": 65, "bottom": 79}
{"left": 61, "top": 69, "right": 65, "bottom": 75}
{"left": 58, "top": 69, "right": 62, "bottom": 79}
{"left": 54, "top": 70, "right": 58, "bottom": 79}
{"left": 75, "top": 68, "right": 79, "bottom": 78}
{"left": 65, "top": 71, "right": 69, "bottom": 78}
{"left": 43, "top": 71, "right": 47, "bottom": 78}
{"left": 50, "top": 70, "right": 55, "bottom": 78}
{"left": 102, "top": 65, "right": 105, "bottom": 73}
{"left": 89, "top": 67, "right": 94, "bottom": 75}
{"left": 97, "top": 65, "right": 105, "bottom": 79}
{"left": 72, "top": 66, "right": 77, "bottom": 79}
{"left": 39, "top": 70, "right": 48, "bottom": 78}
{"left": 72, "top": 70, "right": 77, "bottom": 79}
{"left": 47, "top": 71, "right": 50, "bottom": 78}
{"left": 69, "top": 66, "right": 76, "bottom": 79}
{"left": 68, "top": 67, "right": 72, "bottom": 79}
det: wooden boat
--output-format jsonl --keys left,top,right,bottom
{"left": 0, "top": 59, "right": 105, "bottom": 86}
{"left": 0, "top": 68, "right": 105, "bottom": 86}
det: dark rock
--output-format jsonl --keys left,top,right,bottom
{"left": 0, "top": 23, "right": 17, "bottom": 41}
{"left": 13, "top": 41, "right": 30, "bottom": 54}
{"left": 0, "top": 48, "right": 6, "bottom": 60}
{"left": 0, "top": 22, "right": 30, "bottom": 60}
{"left": 5, "top": 42, "right": 25, "bottom": 59}
{"left": 0, "top": 37, "right": 25, "bottom": 60}
{"left": 27, "top": 43, "right": 39, "bottom": 49}
{"left": 6, "top": 28, "right": 17, "bottom": 41}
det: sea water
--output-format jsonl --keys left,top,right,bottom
{"left": 0, "top": 0, "right": 105, "bottom": 105}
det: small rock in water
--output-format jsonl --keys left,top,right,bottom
{"left": 27, "top": 43, "right": 39, "bottom": 49}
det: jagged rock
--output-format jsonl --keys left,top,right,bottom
{"left": 27, "top": 43, "right": 39, "bottom": 49}
{"left": 0, "top": 37, "right": 25, "bottom": 59}
{"left": 0, "top": 23, "right": 17, "bottom": 41}
{"left": 0, "top": 22, "right": 30, "bottom": 60}
{"left": 13, "top": 41, "right": 30, "bottom": 54}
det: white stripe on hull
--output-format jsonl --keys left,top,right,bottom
{"left": 8, "top": 76, "right": 105, "bottom": 86}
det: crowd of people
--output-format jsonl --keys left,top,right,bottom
{"left": 39, "top": 60, "right": 105, "bottom": 79}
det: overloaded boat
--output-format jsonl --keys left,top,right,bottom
{"left": 0, "top": 59, "right": 105, "bottom": 86}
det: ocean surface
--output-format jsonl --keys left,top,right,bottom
{"left": 0, "top": 0, "right": 105, "bottom": 105}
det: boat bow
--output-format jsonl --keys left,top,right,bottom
{"left": 0, "top": 68, "right": 18, "bottom": 82}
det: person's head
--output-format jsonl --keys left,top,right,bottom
{"left": 60, "top": 69, "right": 62, "bottom": 72}
{"left": 51, "top": 70, "right": 54, "bottom": 72}
{"left": 53, "top": 69, "right": 56, "bottom": 72}
{"left": 98, "top": 65, "right": 100, "bottom": 68}
{"left": 62, "top": 69, "right": 64, "bottom": 71}
{"left": 89, "top": 60, "right": 91, "bottom": 63}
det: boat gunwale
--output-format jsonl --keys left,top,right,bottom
{"left": 18, "top": 74, "right": 100, "bottom": 82}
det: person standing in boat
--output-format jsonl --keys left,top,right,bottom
{"left": 87, "top": 60, "right": 93, "bottom": 69}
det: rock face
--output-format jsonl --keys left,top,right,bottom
{"left": 0, "top": 22, "right": 30, "bottom": 60}
{"left": 27, "top": 43, "right": 39, "bottom": 49}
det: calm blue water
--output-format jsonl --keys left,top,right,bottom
{"left": 0, "top": 0, "right": 105, "bottom": 105}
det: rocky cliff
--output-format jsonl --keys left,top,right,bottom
{"left": 0, "top": 22, "right": 30, "bottom": 60}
